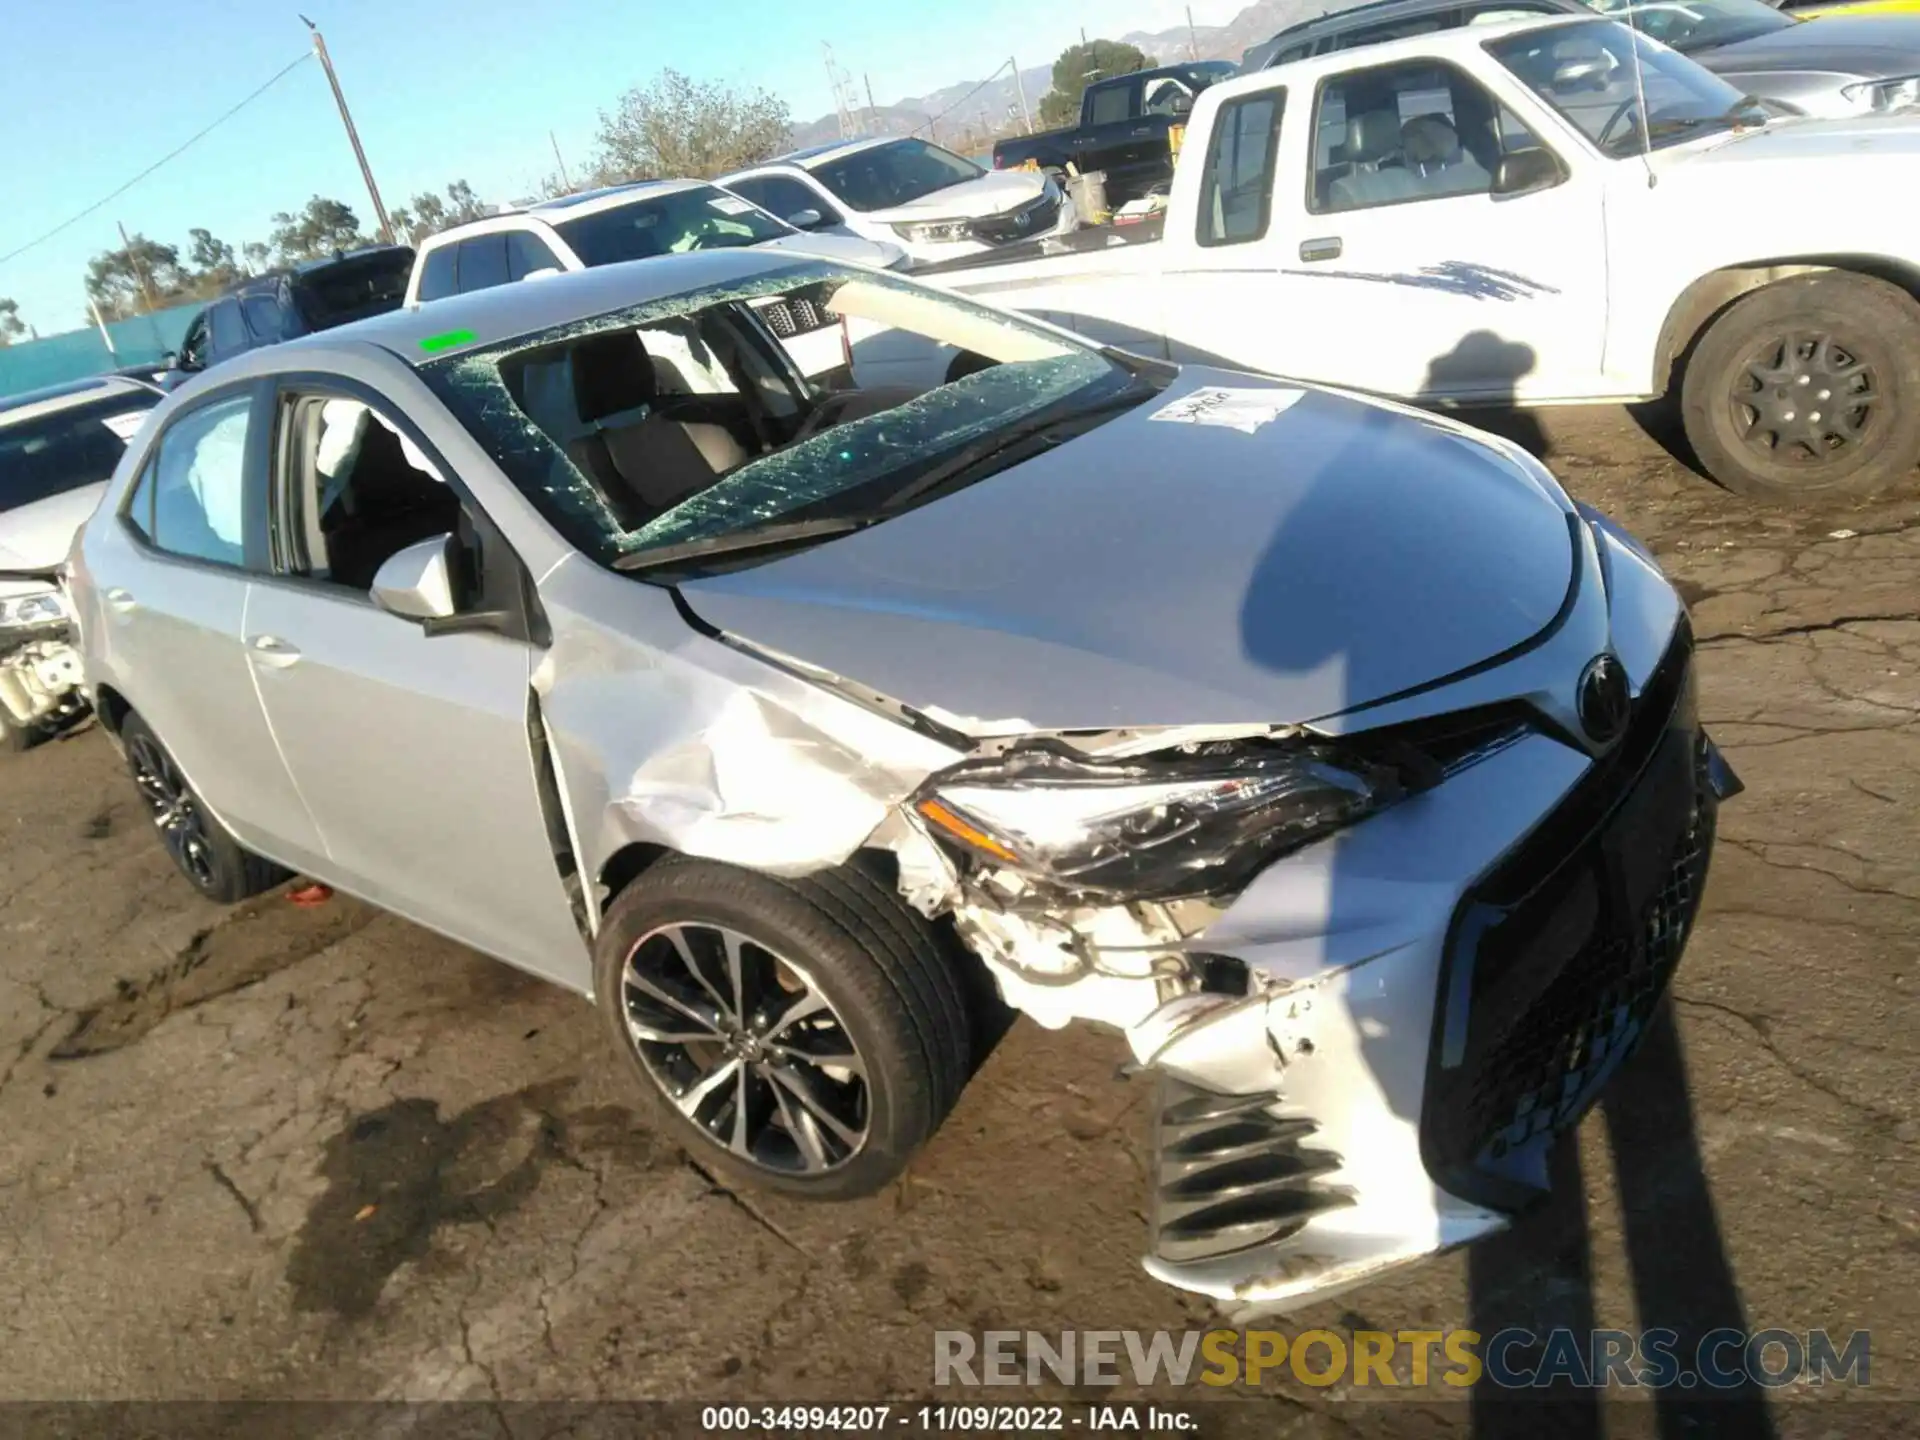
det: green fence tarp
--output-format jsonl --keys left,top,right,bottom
{"left": 0, "top": 302, "right": 201, "bottom": 399}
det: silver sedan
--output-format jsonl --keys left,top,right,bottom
{"left": 69, "top": 250, "right": 1732, "bottom": 1316}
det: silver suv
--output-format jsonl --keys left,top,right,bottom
{"left": 70, "top": 251, "right": 1733, "bottom": 1316}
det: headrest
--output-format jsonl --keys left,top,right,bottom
{"left": 1345, "top": 110, "right": 1403, "bottom": 166}
{"left": 1402, "top": 113, "right": 1463, "bottom": 169}
{"left": 570, "top": 329, "right": 657, "bottom": 425}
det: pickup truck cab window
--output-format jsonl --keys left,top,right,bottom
{"left": 455, "top": 234, "right": 511, "bottom": 294}
{"left": 1144, "top": 76, "right": 1198, "bottom": 116}
{"left": 1198, "top": 90, "right": 1286, "bottom": 245}
{"left": 208, "top": 300, "right": 248, "bottom": 359}
{"left": 416, "top": 244, "right": 459, "bottom": 303}
{"left": 1486, "top": 19, "right": 1764, "bottom": 156}
{"left": 1309, "top": 59, "right": 1548, "bottom": 213}
{"left": 505, "top": 230, "right": 562, "bottom": 280}
{"left": 1088, "top": 80, "right": 1138, "bottom": 127}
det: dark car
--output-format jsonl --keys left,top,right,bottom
{"left": 172, "top": 244, "right": 415, "bottom": 376}
{"left": 991, "top": 62, "right": 1239, "bottom": 204}
{"left": 1242, "top": 0, "right": 1920, "bottom": 117}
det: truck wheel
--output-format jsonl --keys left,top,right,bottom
{"left": 1680, "top": 272, "right": 1920, "bottom": 502}
{"left": 120, "top": 711, "right": 288, "bottom": 903}
{"left": 593, "top": 856, "right": 973, "bottom": 1201}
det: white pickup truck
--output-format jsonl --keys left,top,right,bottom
{"left": 928, "top": 14, "right": 1920, "bottom": 502}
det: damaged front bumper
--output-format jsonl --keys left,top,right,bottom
{"left": 939, "top": 629, "right": 1733, "bottom": 1320}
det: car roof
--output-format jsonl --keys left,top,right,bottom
{"left": 0, "top": 374, "right": 156, "bottom": 428}
{"left": 1223, "top": 11, "right": 1607, "bottom": 89}
{"left": 419, "top": 180, "right": 718, "bottom": 247}
{"left": 265, "top": 248, "right": 823, "bottom": 369}
{"left": 1255, "top": 0, "right": 1582, "bottom": 61}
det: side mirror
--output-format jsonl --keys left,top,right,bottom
{"left": 786, "top": 208, "right": 825, "bottom": 230}
{"left": 1492, "top": 147, "right": 1569, "bottom": 200}
{"left": 371, "top": 534, "right": 458, "bottom": 621}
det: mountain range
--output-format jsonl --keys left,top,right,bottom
{"left": 788, "top": 0, "right": 1351, "bottom": 150}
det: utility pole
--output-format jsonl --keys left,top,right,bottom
{"left": 864, "top": 73, "right": 879, "bottom": 134}
{"left": 116, "top": 220, "right": 159, "bottom": 314}
{"left": 549, "top": 130, "right": 573, "bottom": 194}
{"left": 1010, "top": 57, "right": 1033, "bottom": 134}
{"left": 300, "top": 16, "right": 394, "bottom": 244}
{"left": 1187, "top": 5, "right": 1201, "bottom": 61}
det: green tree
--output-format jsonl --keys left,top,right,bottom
{"left": 0, "top": 298, "right": 25, "bottom": 346}
{"left": 1037, "top": 40, "right": 1151, "bottom": 129}
{"left": 389, "top": 179, "right": 493, "bottom": 247}
{"left": 241, "top": 240, "right": 273, "bottom": 275}
{"left": 84, "top": 233, "right": 191, "bottom": 320}
{"left": 588, "top": 70, "right": 791, "bottom": 183}
{"left": 267, "top": 196, "right": 367, "bottom": 264}
{"left": 184, "top": 228, "right": 243, "bottom": 293}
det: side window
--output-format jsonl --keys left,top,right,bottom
{"left": 277, "top": 391, "right": 464, "bottom": 592}
{"left": 139, "top": 394, "right": 255, "bottom": 568}
{"left": 176, "top": 314, "right": 210, "bottom": 371}
{"left": 733, "top": 175, "right": 837, "bottom": 224}
{"left": 506, "top": 230, "right": 562, "bottom": 280}
{"left": 1311, "top": 60, "right": 1537, "bottom": 214}
{"left": 1196, "top": 89, "right": 1285, "bottom": 247}
{"left": 1143, "top": 77, "right": 1197, "bottom": 117}
{"left": 1339, "top": 16, "right": 1449, "bottom": 51}
{"left": 207, "top": 300, "right": 248, "bottom": 358}
{"left": 1088, "top": 80, "right": 1138, "bottom": 128}
{"left": 417, "top": 244, "right": 459, "bottom": 302}
{"left": 455, "top": 235, "right": 511, "bottom": 293}
{"left": 241, "top": 295, "right": 285, "bottom": 343}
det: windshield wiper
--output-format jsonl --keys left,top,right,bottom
{"left": 1646, "top": 96, "right": 1769, "bottom": 144}
{"left": 613, "top": 515, "right": 872, "bottom": 573}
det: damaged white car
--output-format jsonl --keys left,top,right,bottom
{"left": 69, "top": 252, "right": 1736, "bottom": 1315}
{"left": 0, "top": 375, "right": 161, "bottom": 750}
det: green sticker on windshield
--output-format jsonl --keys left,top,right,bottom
{"left": 419, "top": 328, "right": 476, "bottom": 354}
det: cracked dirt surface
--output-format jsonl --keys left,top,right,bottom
{"left": 0, "top": 407, "right": 1916, "bottom": 1432}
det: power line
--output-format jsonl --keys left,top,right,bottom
{"left": 0, "top": 52, "right": 313, "bottom": 270}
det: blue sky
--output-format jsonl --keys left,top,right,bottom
{"left": 1, "top": 0, "right": 1247, "bottom": 333}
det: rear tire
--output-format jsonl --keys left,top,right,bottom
{"left": 120, "top": 711, "right": 288, "bottom": 903}
{"left": 1680, "top": 272, "right": 1920, "bottom": 502}
{"left": 593, "top": 855, "right": 973, "bottom": 1201}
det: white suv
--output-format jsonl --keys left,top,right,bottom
{"left": 405, "top": 180, "right": 907, "bottom": 386}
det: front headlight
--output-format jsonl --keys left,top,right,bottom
{"left": 915, "top": 743, "right": 1400, "bottom": 900}
{"left": 891, "top": 218, "right": 974, "bottom": 245}
{"left": 0, "top": 587, "right": 69, "bottom": 631}
{"left": 1842, "top": 75, "right": 1920, "bottom": 112}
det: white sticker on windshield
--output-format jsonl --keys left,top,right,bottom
{"left": 99, "top": 411, "right": 149, "bottom": 442}
{"left": 1149, "top": 386, "right": 1304, "bottom": 434}
{"left": 710, "top": 195, "right": 753, "bottom": 216}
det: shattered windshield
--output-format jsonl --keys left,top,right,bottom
{"left": 422, "top": 259, "right": 1147, "bottom": 573}
{"left": 552, "top": 187, "right": 793, "bottom": 265}
{"left": 1488, "top": 20, "right": 1760, "bottom": 156}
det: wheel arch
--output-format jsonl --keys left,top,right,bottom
{"left": 1654, "top": 256, "right": 1920, "bottom": 396}
{"left": 93, "top": 682, "right": 133, "bottom": 737}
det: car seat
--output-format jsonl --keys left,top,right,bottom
{"left": 1327, "top": 110, "right": 1421, "bottom": 210}
{"left": 1399, "top": 113, "right": 1493, "bottom": 197}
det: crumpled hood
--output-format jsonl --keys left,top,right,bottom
{"left": 858, "top": 170, "right": 1049, "bottom": 224}
{"left": 679, "top": 370, "right": 1577, "bottom": 734}
{"left": 0, "top": 482, "right": 106, "bottom": 575}
{"left": 758, "top": 230, "right": 905, "bottom": 269}
{"left": 1694, "top": 14, "right": 1920, "bottom": 78}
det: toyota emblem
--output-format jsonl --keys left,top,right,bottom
{"left": 1577, "top": 654, "right": 1631, "bottom": 747}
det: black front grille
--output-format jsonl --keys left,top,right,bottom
{"left": 1420, "top": 628, "right": 1715, "bottom": 1210}
{"left": 972, "top": 194, "right": 1062, "bottom": 246}
{"left": 1149, "top": 1077, "right": 1351, "bottom": 1266}
{"left": 757, "top": 296, "right": 834, "bottom": 338}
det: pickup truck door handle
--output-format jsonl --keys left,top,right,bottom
{"left": 1300, "top": 237, "right": 1343, "bottom": 263}
{"left": 248, "top": 634, "right": 302, "bottom": 669}
{"left": 104, "top": 587, "right": 136, "bottom": 613}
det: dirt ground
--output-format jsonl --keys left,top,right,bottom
{"left": 2, "top": 407, "right": 1917, "bottom": 1436}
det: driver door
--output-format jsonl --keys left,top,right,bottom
{"left": 242, "top": 381, "right": 587, "bottom": 988}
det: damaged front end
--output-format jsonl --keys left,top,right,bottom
{"left": 0, "top": 573, "right": 86, "bottom": 740}
{"left": 873, "top": 631, "right": 1732, "bottom": 1321}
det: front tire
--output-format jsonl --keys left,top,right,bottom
{"left": 593, "top": 856, "right": 974, "bottom": 1200}
{"left": 120, "top": 711, "right": 288, "bottom": 903}
{"left": 1680, "top": 272, "right": 1920, "bottom": 502}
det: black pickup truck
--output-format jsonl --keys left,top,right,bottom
{"left": 991, "top": 61, "right": 1237, "bottom": 204}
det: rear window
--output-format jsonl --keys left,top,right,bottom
{"left": 0, "top": 392, "right": 155, "bottom": 513}
{"left": 293, "top": 250, "right": 414, "bottom": 330}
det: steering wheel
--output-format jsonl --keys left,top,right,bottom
{"left": 1597, "top": 96, "right": 1643, "bottom": 153}
{"left": 786, "top": 395, "right": 840, "bottom": 447}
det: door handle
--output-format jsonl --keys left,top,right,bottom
{"left": 104, "top": 587, "right": 136, "bottom": 613}
{"left": 1300, "top": 237, "right": 1342, "bottom": 263}
{"left": 248, "top": 634, "right": 302, "bottom": 669}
